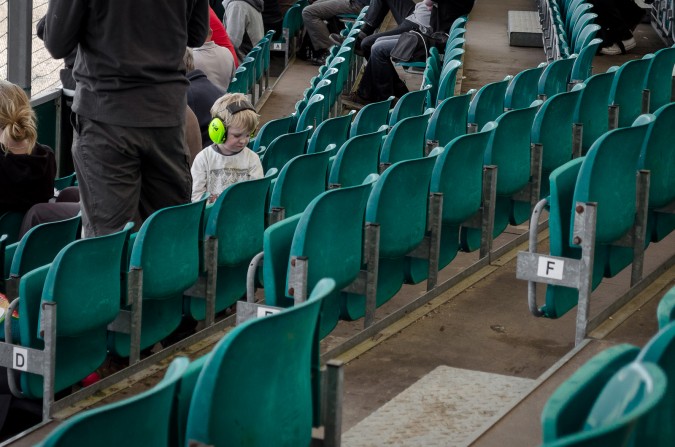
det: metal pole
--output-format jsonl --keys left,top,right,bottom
{"left": 41, "top": 302, "right": 57, "bottom": 421}
{"left": 631, "top": 170, "right": 650, "bottom": 286}
{"left": 322, "top": 360, "right": 344, "bottom": 447}
{"left": 204, "top": 237, "right": 218, "bottom": 327}
{"left": 426, "top": 193, "right": 443, "bottom": 291}
{"left": 574, "top": 202, "right": 597, "bottom": 347}
{"left": 363, "top": 223, "right": 380, "bottom": 329}
{"left": 7, "top": 0, "right": 33, "bottom": 91}
{"left": 128, "top": 268, "right": 143, "bottom": 365}
{"left": 479, "top": 166, "right": 498, "bottom": 260}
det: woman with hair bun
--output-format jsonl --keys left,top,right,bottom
{"left": 0, "top": 80, "right": 56, "bottom": 214}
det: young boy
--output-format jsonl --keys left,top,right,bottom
{"left": 191, "top": 93, "right": 263, "bottom": 203}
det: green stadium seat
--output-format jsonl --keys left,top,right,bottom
{"left": 342, "top": 156, "right": 437, "bottom": 320}
{"left": 504, "top": 63, "right": 547, "bottom": 110}
{"left": 573, "top": 69, "right": 616, "bottom": 155}
{"left": 270, "top": 3, "right": 304, "bottom": 66}
{"left": 227, "top": 66, "right": 248, "bottom": 94}
{"left": 388, "top": 87, "right": 429, "bottom": 127}
{"left": 269, "top": 150, "right": 331, "bottom": 220}
{"left": 53, "top": 173, "right": 76, "bottom": 191}
{"left": 425, "top": 91, "right": 472, "bottom": 150}
{"left": 0, "top": 211, "right": 25, "bottom": 246}
{"left": 188, "top": 174, "right": 274, "bottom": 321}
{"left": 643, "top": 45, "right": 675, "bottom": 113}
{"left": 468, "top": 76, "right": 512, "bottom": 130}
{"left": 657, "top": 285, "right": 675, "bottom": 329}
{"left": 572, "top": 22, "right": 599, "bottom": 54}
{"left": 380, "top": 112, "right": 431, "bottom": 166}
{"left": 251, "top": 115, "right": 294, "bottom": 153}
{"left": 531, "top": 83, "right": 585, "bottom": 198}
{"left": 570, "top": 38, "right": 602, "bottom": 83}
{"left": 350, "top": 96, "right": 394, "bottom": 137}
{"left": 541, "top": 362, "right": 666, "bottom": 446}
{"left": 608, "top": 57, "right": 652, "bottom": 128}
{"left": 108, "top": 200, "right": 205, "bottom": 362}
{"left": 307, "top": 111, "right": 354, "bottom": 154}
{"left": 538, "top": 57, "right": 575, "bottom": 100}
{"left": 541, "top": 344, "right": 640, "bottom": 442}
{"left": 408, "top": 122, "right": 497, "bottom": 282}
{"left": 10, "top": 223, "right": 132, "bottom": 402}
{"left": 435, "top": 60, "right": 462, "bottom": 105}
{"left": 295, "top": 93, "right": 325, "bottom": 134}
{"left": 184, "top": 279, "right": 333, "bottom": 447}
{"left": 37, "top": 357, "right": 189, "bottom": 447}
{"left": 328, "top": 128, "right": 386, "bottom": 188}
{"left": 260, "top": 126, "right": 312, "bottom": 173}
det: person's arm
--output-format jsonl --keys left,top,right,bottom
{"left": 210, "top": 7, "right": 240, "bottom": 66}
{"left": 42, "top": 0, "right": 87, "bottom": 59}
{"left": 248, "top": 151, "right": 264, "bottom": 179}
{"left": 187, "top": 0, "right": 211, "bottom": 48}
{"left": 190, "top": 151, "right": 209, "bottom": 202}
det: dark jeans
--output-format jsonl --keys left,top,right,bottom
{"left": 360, "top": 19, "right": 417, "bottom": 59}
{"left": 358, "top": 35, "right": 409, "bottom": 102}
{"left": 362, "top": 0, "right": 415, "bottom": 33}
{"left": 71, "top": 115, "right": 192, "bottom": 237}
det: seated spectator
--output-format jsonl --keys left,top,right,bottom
{"left": 302, "top": 0, "right": 370, "bottom": 65}
{"left": 185, "top": 48, "right": 228, "bottom": 148}
{"left": 209, "top": 6, "right": 240, "bottom": 67}
{"left": 590, "top": 0, "right": 645, "bottom": 55}
{"left": 344, "top": 0, "right": 474, "bottom": 107}
{"left": 191, "top": 93, "right": 263, "bottom": 203}
{"left": 0, "top": 80, "right": 56, "bottom": 215}
{"left": 330, "top": 0, "right": 415, "bottom": 53}
{"left": 193, "top": 28, "right": 237, "bottom": 91}
{"left": 222, "top": 0, "right": 265, "bottom": 59}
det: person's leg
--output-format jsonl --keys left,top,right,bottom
{"left": 360, "top": 19, "right": 415, "bottom": 59}
{"left": 18, "top": 203, "right": 81, "bottom": 238}
{"left": 71, "top": 115, "right": 142, "bottom": 237}
{"left": 362, "top": 0, "right": 415, "bottom": 32}
{"left": 244, "top": 2, "right": 265, "bottom": 47}
{"left": 302, "top": 0, "right": 360, "bottom": 52}
{"left": 137, "top": 125, "right": 192, "bottom": 221}
{"left": 357, "top": 35, "right": 402, "bottom": 101}
{"left": 225, "top": 3, "right": 247, "bottom": 49}
{"left": 55, "top": 186, "right": 80, "bottom": 203}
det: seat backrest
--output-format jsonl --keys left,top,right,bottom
{"left": 570, "top": 37, "right": 602, "bottom": 82}
{"left": 281, "top": 3, "right": 302, "bottom": 32}
{"left": 20, "top": 223, "right": 132, "bottom": 399}
{"left": 295, "top": 93, "right": 325, "bottom": 134}
{"left": 544, "top": 363, "right": 666, "bottom": 446}
{"left": 541, "top": 343, "right": 640, "bottom": 442}
{"left": 329, "top": 128, "right": 386, "bottom": 188}
{"left": 261, "top": 127, "right": 311, "bottom": 173}
{"left": 644, "top": 46, "right": 675, "bottom": 113}
{"left": 38, "top": 358, "right": 189, "bottom": 447}
{"left": 388, "top": 87, "right": 429, "bottom": 127}
{"left": 468, "top": 76, "right": 512, "bottom": 129}
{"left": 572, "top": 21, "right": 599, "bottom": 54}
{"left": 444, "top": 37, "right": 465, "bottom": 57}
{"left": 572, "top": 115, "right": 653, "bottom": 244}
{"left": 531, "top": 84, "right": 585, "bottom": 182}
{"left": 227, "top": 67, "right": 247, "bottom": 94}
{"left": 538, "top": 56, "right": 576, "bottom": 99}
{"left": 638, "top": 102, "right": 675, "bottom": 210}
{"left": 8, "top": 214, "right": 80, "bottom": 280}
{"left": 608, "top": 57, "right": 652, "bottom": 128}
{"left": 426, "top": 91, "right": 472, "bottom": 148}
{"left": 350, "top": 96, "right": 393, "bottom": 137}
{"left": 307, "top": 111, "right": 354, "bottom": 154}
{"left": 657, "top": 285, "right": 675, "bottom": 330}
{"left": 380, "top": 112, "right": 430, "bottom": 165}
{"left": 431, "top": 122, "right": 496, "bottom": 225}
{"left": 635, "top": 320, "right": 675, "bottom": 445}
{"left": 573, "top": 69, "right": 616, "bottom": 154}
{"left": 0, "top": 211, "right": 24, "bottom": 246}
{"left": 504, "top": 63, "right": 546, "bottom": 110}
{"left": 486, "top": 101, "right": 541, "bottom": 195}
{"left": 251, "top": 115, "right": 294, "bottom": 153}
{"left": 566, "top": 2, "right": 592, "bottom": 36}
{"left": 263, "top": 214, "right": 302, "bottom": 308}
{"left": 366, "top": 156, "right": 436, "bottom": 257}
{"left": 270, "top": 151, "right": 331, "bottom": 219}
{"left": 436, "top": 59, "right": 462, "bottom": 104}
{"left": 184, "top": 280, "right": 332, "bottom": 447}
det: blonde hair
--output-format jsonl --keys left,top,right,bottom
{"left": 183, "top": 48, "right": 195, "bottom": 73}
{"left": 210, "top": 93, "right": 259, "bottom": 134}
{"left": 0, "top": 80, "right": 37, "bottom": 154}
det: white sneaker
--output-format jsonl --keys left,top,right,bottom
{"left": 600, "top": 37, "right": 637, "bottom": 55}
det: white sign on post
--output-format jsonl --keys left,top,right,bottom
{"left": 13, "top": 347, "right": 28, "bottom": 372}
{"left": 537, "top": 256, "right": 564, "bottom": 280}
{"left": 257, "top": 306, "right": 282, "bottom": 318}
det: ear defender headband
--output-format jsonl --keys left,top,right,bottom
{"left": 209, "top": 102, "right": 256, "bottom": 144}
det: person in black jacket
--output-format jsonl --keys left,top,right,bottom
{"left": 42, "top": 0, "right": 209, "bottom": 237}
{"left": 0, "top": 81, "right": 56, "bottom": 215}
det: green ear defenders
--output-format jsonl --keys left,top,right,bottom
{"left": 208, "top": 101, "right": 257, "bottom": 144}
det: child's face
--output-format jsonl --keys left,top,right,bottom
{"left": 220, "top": 125, "right": 252, "bottom": 155}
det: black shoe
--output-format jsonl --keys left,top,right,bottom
{"left": 329, "top": 33, "right": 346, "bottom": 46}
{"left": 311, "top": 51, "right": 328, "bottom": 66}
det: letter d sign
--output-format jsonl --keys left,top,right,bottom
{"left": 13, "top": 347, "right": 28, "bottom": 372}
